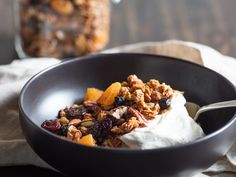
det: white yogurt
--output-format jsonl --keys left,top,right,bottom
{"left": 120, "top": 92, "right": 205, "bottom": 149}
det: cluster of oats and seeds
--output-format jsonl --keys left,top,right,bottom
{"left": 41, "top": 75, "right": 175, "bottom": 148}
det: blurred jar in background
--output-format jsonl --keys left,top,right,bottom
{"left": 14, "top": 0, "right": 110, "bottom": 59}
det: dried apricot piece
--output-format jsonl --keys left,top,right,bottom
{"left": 78, "top": 134, "right": 96, "bottom": 146}
{"left": 84, "top": 88, "right": 104, "bottom": 102}
{"left": 97, "top": 82, "right": 121, "bottom": 107}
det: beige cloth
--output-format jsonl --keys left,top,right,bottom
{"left": 0, "top": 58, "right": 60, "bottom": 168}
{"left": 0, "top": 40, "right": 236, "bottom": 177}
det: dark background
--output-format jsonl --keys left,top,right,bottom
{"left": 1, "top": 0, "right": 236, "bottom": 176}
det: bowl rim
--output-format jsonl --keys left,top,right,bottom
{"left": 19, "top": 53, "right": 236, "bottom": 153}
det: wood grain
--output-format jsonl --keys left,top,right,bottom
{"left": 108, "top": 0, "right": 236, "bottom": 59}
{"left": 1, "top": 0, "right": 236, "bottom": 64}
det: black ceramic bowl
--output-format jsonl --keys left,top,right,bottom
{"left": 19, "top": 53, "right": 236, "bottom": 177}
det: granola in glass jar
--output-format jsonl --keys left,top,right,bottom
{"left": 15, "top": 0, "right": 110, "bottom": 58}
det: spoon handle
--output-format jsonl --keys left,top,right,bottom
{"left": 194, "top": 100, "right": 236, "bottom": 121}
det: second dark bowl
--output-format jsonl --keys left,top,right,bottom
{"left": 19, "top": 53, "right": 236, "bottom": 177}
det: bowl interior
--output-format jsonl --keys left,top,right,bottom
{"left": 20, "top": 53, "right": 236, "bottom": 135}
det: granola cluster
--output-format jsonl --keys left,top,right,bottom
{"left": 19, "top": 0, "right": 110, "bottom": 58}
{"left": 41, "top": 75, "right": 175, "bottom": 148}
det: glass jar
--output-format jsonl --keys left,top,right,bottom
{"left": 14, "top": 0, "right": 110, "bottom": 59}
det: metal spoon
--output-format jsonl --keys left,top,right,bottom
{"left": 185, "top": 100, "right": 236, "bottom": 121}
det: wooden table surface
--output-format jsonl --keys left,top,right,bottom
{"left": 1, "top": 0, "right": 236, "bottom": 176}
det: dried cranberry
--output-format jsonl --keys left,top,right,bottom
{"left": 86, "top": 105, "right": 101, "bottom": 115}
{"left": 83, "top": 101, "right": 101, "bottom": 115}
{"left": 113, "top": 96, "right": 125, "bottom": 107}
{"left": 100, "top": 118, "right": 113, "bottom": 138}
{"left": 41, "top": 119, "right": 61, "bottom": 133}
{"left": 88, "top": 118, "right": 113, "bottom": 144}
{"left": 159, "top": 98, "right": 171, "bottom": 109}
{"left": 64, "top": 106, "right": 86, "bottom": 119}
{"left": 88, "top": 122, "right": 102, "bottom": 139}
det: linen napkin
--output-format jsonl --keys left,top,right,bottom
{"left": 0, "top": 58, "right": 60, "bottom": 168}
{"left": 0, "top": 40, "right": 235, "bottom": 177}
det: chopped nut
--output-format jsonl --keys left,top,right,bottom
{"left": 111, "top": 126, "right": 124, "bottom": 135}
{"left": 158, "top": 83, "right": 170, "bottom": 93}
{"left": 68, "top": 125, "right": 78, "bottom": 133}
{"left": 144, "top": 85, "right": 152, "bottom": 102}
{"left": 120, "top": 117, "right": 139, "bottom": 133}
{"left": 112, "top": 137, "right": 123, "bottom": 147}
{"left": 83, "top": 113, "right": 93, "bottom": 121}
{"left": 102, "top": 138, "right": 113, "bottom": 147}
{"left": 102, "top": 137, "right": 123, "bottom": 147}
{"left": 67, "top": 125, "right": 79, "bottom": 140}
{"left": 74, "top": 131, "right": 82, "bottom": 142}
{"left": 97, "top": 110, "right": 109, "bottom": 121}
{"left": 79, "top": 126, "right": 88, "bottom": 135}
{"left": 163, "top": 87, "right": 174, "bottom": 97}
{"left": 59, "top": 116, "right": 69, "bottom": 125}
{"left": 119, "top": 86, "right": 132, "bottom": 100}
{"left": 146, "top": 102, "right": 155, "bottom": 107}
{"left": 69, "top": 118, "right": 81, "bottom": 126}
{"left": 147, "top": 79, "right": 160, "bottom": 90}
{"left": 67, "top": 131, "right": 74, "bottom": 140}
{"left": 131, "top": 89, "right": 144, "bottom": 102}
{"left": 132, "top": 100, "right": 148, "bottom": 113}
{"left": 133, "top": 101, "right": 160, "bottom": 120}
{"left": 129, "top": 117, "right": 140, "bottom": 128}
{"left": 127, "top": 75, "right": 143, "bottom": 85}
{"left": 151, "top": 91, "right": 162, "bottom": 102}
{"left": 127, "top": 107, "right": 147, "bottom": 127}
{"left": 127, "top": 75, "right": 145, "bottom": 92}
{"left": 109, "top": 106, "right": 128, "bottom": 119}
{"left": 142, "top": 110, "right": 157, "bottom": 120}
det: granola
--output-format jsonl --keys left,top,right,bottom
{"left": 18, "top": 0, "right": 110, "bottom": 58}
{"left": 41, "top": 75, "right": 177, "bottom": 148}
